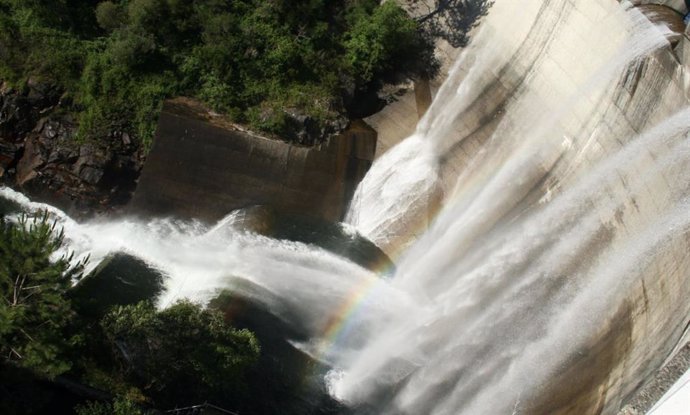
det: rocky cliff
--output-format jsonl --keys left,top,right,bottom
{"left": 0, "top": 80, "right": 145, "bottom": 218}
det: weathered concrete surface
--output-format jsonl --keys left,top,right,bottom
{"left": 427, "top": 2, "right": 690, "bottom": 414}
{"left": 129, "top": 98, "right": 376, "bottom": 222}
{"left": 637, "top": 4, "right": 686, "bottom": 46}
{"left": 619, "top": 342, "right": 690, "bottom": 414}
{"left": 363, "top": 2, "right": 469, "bottom": 159}
{"left": 363, "top": 1, "right": 690, "bottom": 414}
{"left": 414, "top": 79, "right": 433, "bottom": 119}
{"left": 364, "top": 80, "right": 440, "bottom": 158}
{"left": 364, "top": 85, "right": 418, "bottom": 158}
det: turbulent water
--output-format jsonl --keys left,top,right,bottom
{"left": 4, "top": 0, "right": 690, "bottom": 414}
{"left": 0, "top": 188, "right": 408, "bottom": 343}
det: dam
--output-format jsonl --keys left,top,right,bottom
{"left": 129, "top": 98, "right": 377, "bottom": 222}
{"left": 1, "top": 0, "right": 690, "bottom": 414}
{"left": 339, "top": 0, "right": 690, "bottom": 413}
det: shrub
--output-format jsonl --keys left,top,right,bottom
{"left": 101, "top": 300, "right": 260, "bottom": 406}
{"left": 75, "top": 397, "right": 149, "bottom": 415}
{"left": 344, "top": 1, "right": 432, "bottom": 84}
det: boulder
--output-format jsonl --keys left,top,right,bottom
{"left": 78, "top": 166, "right": 104, "bottom": 185}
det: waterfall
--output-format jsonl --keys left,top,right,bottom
{"left": 3, "top": 0, "right": 690, "bottom": 414}
{"left": 338, "top": 0, "right": 690, "bottom": 414}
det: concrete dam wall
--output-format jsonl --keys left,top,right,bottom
{"left": 126, "top": 1, "right": 690, "bottom": 413}
{"left": 339, "top": 1, "right": 690, "bottom": 414}
{"left": 452, "top": 2, "right": 690, "bottom": 413}
{"left": 130, "top": 98, "right": 376, "bottom": 222}
{"left": 436, "top": 2, "right": 690, "bottom": 413}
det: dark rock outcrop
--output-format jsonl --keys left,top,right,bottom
{"left": 0, "top": 79, "right": 60, "bottom": 143}
{"left": 71, "top": 253, "right": 164, "bottom": 320}
{"left": 0, "top": 80, "right": 145, "bottom": 218}
{"left": 130, "top": 98, "right": 377, "bottom": 222}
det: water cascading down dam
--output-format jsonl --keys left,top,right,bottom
{"left": 342, "top": 0, "right": 690, "bottom": 413}
{"left": 2, "top": 0, "right": 690, "bottom": 414}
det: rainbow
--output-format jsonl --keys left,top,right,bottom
{"left": 309, "top": 153, "right": 525, "bottom": 362}
{"left": 316, "top": 272, "right": 382, "bottom": 360}
{"left": 312, "top": 190, "right": 449, "bottom": 362}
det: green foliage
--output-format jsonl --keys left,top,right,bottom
{"left": 0, "top": 213, "right": 261, "bottom": 410}
{"left": 0, "top": 0, "right": 101, "bottom": 33}
{"left": 75, "top": 397, "right": 149, "bottom": 415}
{"left": 95, "top": 1, "right": 126, "bottom": 32}
{"left": 345, "top": 1, "right": 428, "bottom": 84}
{"left": 76, "top": 34, "right": 172, "bottom": 149}
{"left": 101, "top": 300, "right": 260, "bottom": 406}
{"left": 0, "top": 0, "right": 437, "bottom": 145}
{"left": 126, "top": 0, "right": 168, "bottom": 33}
{"left": 0, "top": 212, "right": 86, "bottom": 378}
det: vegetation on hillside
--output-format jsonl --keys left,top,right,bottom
{"left": 100, "top": 300, "right": 259, "bottom": 407}
{"left": 75, "top": 397, "right": 148, "bottom": 415}
{"left": 0, "top": 213, "right": 86, "bottom": 378}
{"left": 0, "top": 0, "right": 437, "bottom": 147}
{"left": 0, "top": 211, "right": 260, "bottom": 413}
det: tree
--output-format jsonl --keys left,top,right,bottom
{"left": 101, "top": 300, "right": 260, "bottom": 407}
{"left": 344, "top": 1, "right": 434, "bottom": 84}
{"left": 75, "top": 397, "right": 149, "bottom": 415}
{"left": 0, "top": 212, "right": 86, "bottom": 378}
{"left": 95, "top": 1, "right": 126, "bottom": 33}
{"left": 408, "top": 0, "right": 494, "bottom": 48}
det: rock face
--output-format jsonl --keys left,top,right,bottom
{"left": 0, "top": 81, "right": 145, "bottom": 218}
{"left": 129, "top": 98, "right": 376, "bottom": 222}
{"left": 262, "top": 106, "right": 348, "bottom": 146}
{"left": 0, "top": 79, "right": 60, "bottom": 143}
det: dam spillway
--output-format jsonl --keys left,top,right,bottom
{"left": 341, "top": 0, "right": 690, "bottom": 414}
{"left": 1, "top": 0, "right": 690, "bottom": 414}
{"left": 129, "top": 98, "right": 377, "bottom": 223}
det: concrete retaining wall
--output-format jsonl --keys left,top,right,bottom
{"left": 129, "top": 99, "right": 376, "bottom": 222}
